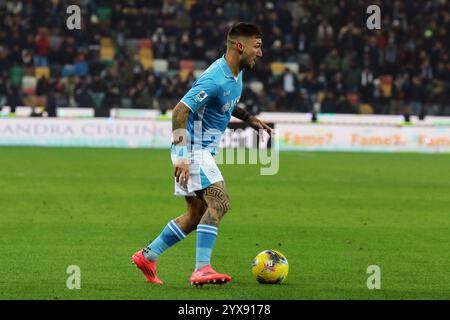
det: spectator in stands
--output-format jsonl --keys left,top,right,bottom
{"left": 406, "top": 76, "right": 425, "bottom": 116}
{"left": 360, "top": 67, "right": 374, "bottom": 104}
{"left": 5, "top": 79, "right": 22, "bottom": 114}
{"left": 46, "top": 90, "right": 57, "bottom": 117}
{"left": 281, "top": 68, "right": 299, "bottom": 110}
{"left": 34, "top": 28, "right": 50, "bottom": 67}
{"left": 74, "top": 79, "right": 94, "bottom": 108}
{"left": 324, "top": 48, "right": 341, "bottom": 77}
{"left": 36, "top": 76, "right": 51, "bottom": 97}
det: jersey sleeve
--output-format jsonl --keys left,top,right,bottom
{"left": 180, "top": 76, "right": 218, "bottom": 113}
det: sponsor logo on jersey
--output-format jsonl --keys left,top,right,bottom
{"left": 222, "top": 96, "right": 240, "bottom": 113}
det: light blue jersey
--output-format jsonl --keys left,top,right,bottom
{"left": 180, "top": 54, "right": 243, "bottom": 155}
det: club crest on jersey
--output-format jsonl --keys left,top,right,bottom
{"left": 194, "top": 90, "right": 208, "bottom": 103}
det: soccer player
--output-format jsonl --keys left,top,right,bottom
{"left": 132, "top": 22, "right": 272, "bottom": 286}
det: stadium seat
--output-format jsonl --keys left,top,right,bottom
{"left": 359, "top": 103, "right": 374, "bottom": 114}
{"left": 153, "top": 59, "right": 169, "bottom": 72}
{"left": 193, "top": 69, "right": 205, "bottom": 79}
{"left": 316, "top": 92, "right": 326, "bottom": 104}
{"left": 97, "top": 7, "right": 112, "bottom": 21}
{"left": 10, "top": 65, "right": 23, "bottom": 86}
{"left": 74, "top": 62, "right": 89, "bottom": 76}
{"left": 139, "top": 48, "right": 154, "bottom": 70}
{"left": 137, "top": 39, "right": 154, "bottom": 70}
{"left": 35, "top": 56, "right": 49, "bottom": 67}
{"left": 62, "top": 65, "right": 75, "bottom": 77}
{"left": 379, "top": 75, "right": 393, "bottom": 97}
{"left": 100, "top": 47, "right": 115, "bottom": 62}
{"left": 100, "top": 37, "right": 115, "bottom": 64}
{"left": 270, "top": 62, "right": 286, "bottom": 76}
{"left": 284, "top": 62, "right": 299, "bottom": 73}
{"left": 139, "top": 39, "right": 152, "bottom": 50}
{"left": 100, "top": 37, "right": 113, "bottom": 47}
{"left": 22, "top": 76, "right": 37, "bottom": 95}
{"left": 179, "top": 69, "right": 191, "bottom": 81}
{"left": 249, "top": 81, "right": 264, "bottom": 94}
{"left": 179, "top": 60, "right": 195, "bottom": 72}
{"left": 35, "top": 67, "right": 51, "bottom": 79}
{"left": 184, "top": 0, "right": 197, "bottom": 10}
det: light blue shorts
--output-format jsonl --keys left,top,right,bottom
{"left": 170, "top": 146, "right": 224, "bottom": 197}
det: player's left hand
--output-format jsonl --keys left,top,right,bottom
{"left": 248, "top": 116, "right": 272, "bottom": 136}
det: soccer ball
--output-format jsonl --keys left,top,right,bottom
{"left": 251, "top": 250, "right": 289, "bottom": 284}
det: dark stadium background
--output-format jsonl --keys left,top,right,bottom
{"left": 0, "top": 0, "right": 448, "bottom": 116}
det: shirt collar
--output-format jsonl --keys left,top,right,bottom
{"left": 221, "top": 54, "right": 238, "bottom": 80}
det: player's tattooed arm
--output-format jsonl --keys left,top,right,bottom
{"left": 172, "top": 102, "right": 191, "bottom": 145}
{"left": 232, "top": 106, "right": 272, "bottom": 135}
{"left": 232, "top": 106, "right": 252, "bottom": 122}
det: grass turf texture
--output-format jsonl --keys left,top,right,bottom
{"left": 0, "top": 147, "right": 449, "bottom": 300}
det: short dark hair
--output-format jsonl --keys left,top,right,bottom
{"left": 227, "top": 22, "right": 263, "bottom": 39}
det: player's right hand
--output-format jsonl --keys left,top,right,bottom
{"left": 174, "top": 159, "right": 190, "bottom": 187}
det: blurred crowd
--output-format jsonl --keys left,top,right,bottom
{"left": 0, "top": 0, "right": 449, "bottom": 116}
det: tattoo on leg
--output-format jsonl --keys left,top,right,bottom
{"left": 199, "top": 182, "right": 230, "bottom": 227}
{"left": 200, "top": 209, "right": 220, "bottom": 227}
{"left": 204, "top": 183, "right": 230, "bottom": 214}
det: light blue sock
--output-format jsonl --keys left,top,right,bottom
{"left": 143, "top": 220, "right": 186, "bottom": 261}
{"left": 195, "top": 224, "right": 218, "bottom": 270}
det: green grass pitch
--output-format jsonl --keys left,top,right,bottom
{"left": 0, "top": 147, "right": 449, "bottom": 300}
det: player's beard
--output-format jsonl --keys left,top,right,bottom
{"left": 242, "top": 57, "right": 255, "bottom": 70}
